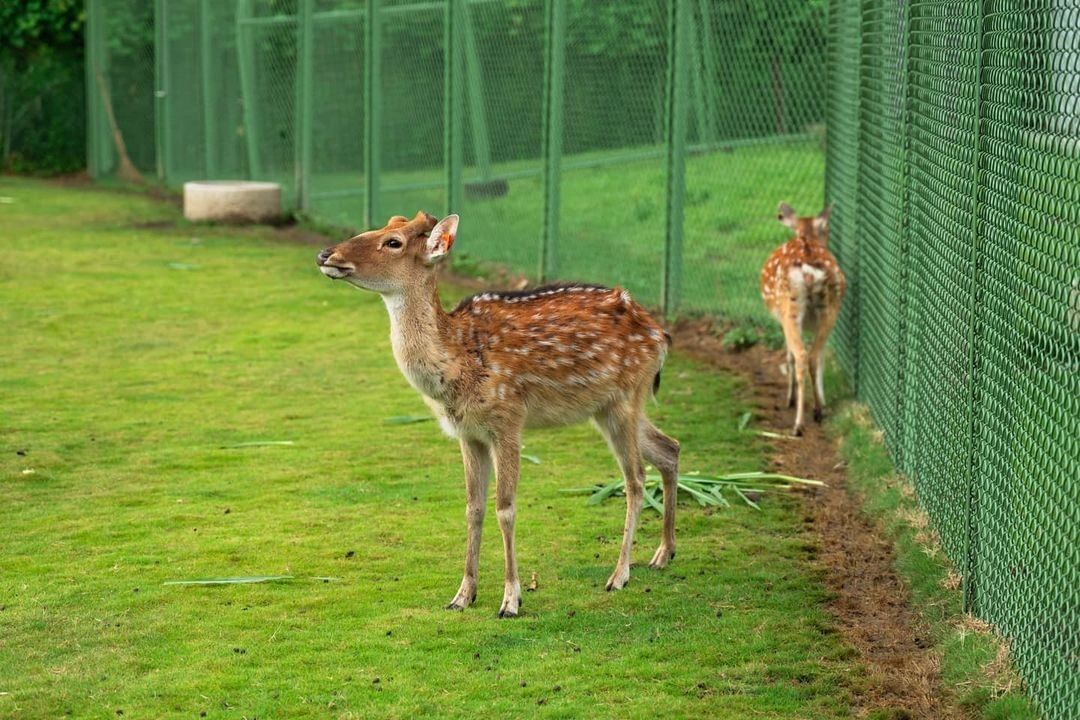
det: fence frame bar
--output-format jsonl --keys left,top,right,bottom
{"left": 199, "top": 0, "right": 218, "bottom": 178}
{"left": 295, "top": 0, "right": 315, "bottom": 212}
{"left": 364, "top": 0, "right": 383, "bottom": 227}
{"left": 662, "top": 0, "right": 690, "bottom": 315}
{"left": 539, "top": 0, "right": 566, "bottom": 282}
{"left": 461, "top": 2, "right": 492, "bottom": 182}
{"left": 444, "top": 0, "right": 464, "bottom": 215}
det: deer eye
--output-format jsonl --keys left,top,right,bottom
{"left": 384, "top": 238, "right": 403, "bottom": 249}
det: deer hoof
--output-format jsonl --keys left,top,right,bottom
{"left": 497, "top": 597, "right": 521, "bottom": 618}
{"left": 446, "top": 588, "right": 476, "bottom": 611}
{"left": 814, "top": 407, "right": 824, "bottom": 423}
{"left": 605, "top": 567, "right": 630, "bottom": 591}
{"left": 792, "top": 424, "right": 804, "bottom": 438}
{"left": 648, "top": 545, "right": 675, "bottom": 569}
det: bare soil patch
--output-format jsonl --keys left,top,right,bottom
{"left": 671, "top": 317, "right": 960, "bottom": 720}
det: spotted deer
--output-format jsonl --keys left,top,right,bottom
{"left": 316, "top": 212, "right": 680, "bottom": 617}
{"left": 760, "top": 203, "right": 846, "bottom": 436}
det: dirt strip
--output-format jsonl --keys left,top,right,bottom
{"left": 671, "top": 318, "right": 960, "bottom": 720}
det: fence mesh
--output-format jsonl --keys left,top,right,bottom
{"left": 86, "top": 0, "right": 827, "bottom": 319}
{"left": 828, "top": 1, "right": 1080, "bottom": 718}
{"left": 88, "top": 1, "right": 1080, "bottom": 715}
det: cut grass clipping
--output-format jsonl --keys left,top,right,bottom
{"left": 563, "top": 471, "right": 823, "bottom": 512}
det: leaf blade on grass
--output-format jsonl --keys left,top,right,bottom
{"left": 163, "top": 575, "right": 294, "bottom": 586}
{"left": 643, "top": 484, "right": 664, "bottom": 513}
{"left": 383, "top": 415, "right": 434, "bottom": 425}
{"left": 586, "top": 478, "right": 624, "bottom": 506}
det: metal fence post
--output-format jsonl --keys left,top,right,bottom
{"left": 85, "top": 0, "right": 100, "bottom": 178}
{"left": 199, "top": 0, "right": 218, "bottom": 178}
{"left": 662, "top": 0, "right": 690, "bottom": 315}
{"left": 236, "top": 0, "right": 262, "bottom": 179}
{"left": 539, "top": 0, "right": 566, "bottom": 282}
{"left": 154, "top": 0, "right": 166, "bottom": 182}
{"left": 295, "top": 0, "right": 315, "bottom": 213}
{"left": 445, "top": 0, "right": 464, "bottom": 216}
{"left": 86, "top": 0, "right": 113, "bottom": 178}
{"left": 461, "top": 3, "right": 492, "bottom": 183}
{"left": 364, "top": 0, "right": 382, "bottom": 227}
{"left": 962, "top": 0, "right": 989, "bottom": 615}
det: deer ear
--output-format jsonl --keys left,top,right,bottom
{"left": 815, "top": 204, "right": 833, "bottom": 231}
{"left": 777, "top": 202, "right": 797, "bottom": 229}
{"left": 423, "top": 214, "right": 459, "bottom": 264}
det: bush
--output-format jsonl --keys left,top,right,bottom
{"left": 0, "top": 1, "right": 86, "bottom": 174}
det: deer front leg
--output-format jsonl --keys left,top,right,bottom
{"left": 595, "top": 403, "right": 644, "bottom": 591}
{"left": 447, "top": 437, "right": 491, "bottom": 611}
{"left": 492, "top": 427, "right": 523, "bottom": 618}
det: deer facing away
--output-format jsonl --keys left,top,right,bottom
{"left": 316, "top": 212, "right": 680, "bottom": 617}
{"left": 760, "top": 203, "right": 846, "bottom": 436}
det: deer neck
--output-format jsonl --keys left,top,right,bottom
{"left": 382, "top": 279, "right": 457, "bottom": 401}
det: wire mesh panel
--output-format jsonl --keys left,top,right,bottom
{"left": 681, "top": 1, "right": 827, "bottom": 320}
{"left": 87, "top": 0, "right": 156, "bottom": 180}
{"left": 856, "top": 0, "right": 909, "bottom": 459}
{"left": 306, "top": 0, "right": 367, "bottom": 228}
{"left": 973, "top": 3, "right": 1080, "bottom": 715}
{"left": 161, "top": 1, "right": 247, "bottom": 184}
{"left": 374, "top": 0, "right": 446, "bottom": 221}
{"left": 824, "top": 0, "right": 863, "bottom": 376}
{"left": 904, "top": 0, "right": 981, "bottom": 566}
{"left": 551, "top": 0, "right": 669, "bottom": 304}
{"left": 454, "top": 0, "right": 545, "bottom": 275}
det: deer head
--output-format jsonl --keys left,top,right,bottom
{"left": 777, "top": 202, "right": 832, "bottom": 246}
{"left": 316, "top": 212, "right": 458, "bottom": 294}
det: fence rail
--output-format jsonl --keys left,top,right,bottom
{"left": 827, "top": 2, "right": 1079, "bottom": 718}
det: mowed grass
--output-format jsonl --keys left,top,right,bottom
{"left": 0, "top": 177, "right": 851, "bottom": 718}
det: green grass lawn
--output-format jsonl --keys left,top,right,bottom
{"left": 304, "top": 139, "right": 825, "bottom": 322}
{"left": 0, "top": 177, "right": 851, "bottom": 718}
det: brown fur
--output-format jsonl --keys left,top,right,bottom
{"left": 317, "top": 212, "right": 681, "bottom": 616}
{"left": 760, "top": 203, "right": 846, "bottom": 435}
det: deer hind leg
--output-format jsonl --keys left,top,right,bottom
{"left": 594, "top": 400, "right": 645, "bottom": 591}
{"left": 785, "top": 351, "right": 796, "bottom": 408}
{"left": 492, "top": 426, "right": 523, "bottom": 618}
{"left": 640, "top": 420, "right": 680, "bottom": 569}
{"left": 808, "top": 300, "right": 841, "bottom": 423}
{"left": 447, "top": 437, "right": 491, "bottom": 611}
{"left": 777, "top": 301, "right": 808, "bottom": 436}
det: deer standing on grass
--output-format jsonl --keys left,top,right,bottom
{"left": 760, "top": 203, "right": 846, "bottom": 436}
{"left": 316, "top": 212, "right": 680, "bottom": 617}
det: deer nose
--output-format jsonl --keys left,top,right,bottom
{"left": 316, "top": 248, "right": 334, "bottom": 266}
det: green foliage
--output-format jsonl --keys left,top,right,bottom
{"left": 0, "top": 0, "right": 86, "bottom": 173}
{"left": 721, "top": 324, "right": 761, "bottom": 351}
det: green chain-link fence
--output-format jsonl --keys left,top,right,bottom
{"left": 87, "top": 1, "right": 1079, "bottom": 715}
{"left": 827, "top": 1, "right": 1080, "bottom": 718}
{"left": 85, "top": 0, "right": 827, "bottom": 321}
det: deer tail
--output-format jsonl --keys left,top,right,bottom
{"left": 652, "top": 331, "right": 673, "bottom": 396}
